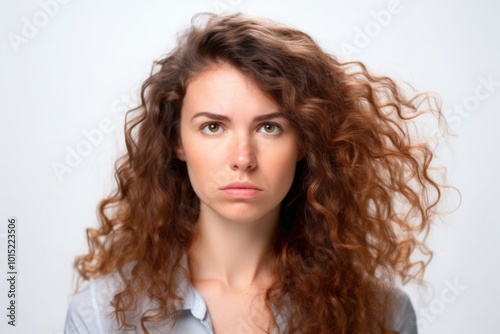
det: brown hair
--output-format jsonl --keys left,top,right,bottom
{"left": 75, "top": 13, "right": 444, "bottom": 333}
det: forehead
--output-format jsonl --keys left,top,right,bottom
{"left": 182, "top": 63, "right": 279, "bottom": 115}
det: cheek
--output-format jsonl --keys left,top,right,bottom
{"left": 183, "top": 144, "right": 227, "bottom": 198}
{"left": 263, "top": 144, "right": 299, "bottom": 186}
{"left": 184, "top": 159, "right": 210, "bottom": 200}
{"left": 185, "top": 148, "right": 210, "bottom": 182}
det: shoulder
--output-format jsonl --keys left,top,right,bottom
{"left": 64, "top": 267, "right": 191, "bottom": 333}
{"left": 387, "top": 288, "right": 418, "bottom": 334}
{"left": 64, "top": 280, "right": 104, "bottom": 334}
{"left": 64, "top": 272, "right": 128, "bottom": 334}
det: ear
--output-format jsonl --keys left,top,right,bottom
{"left": 296, "top": 148, "right": 305, "bottom": 161}
{"left": 174, "top": 139, "right": 186, "bottom": 161}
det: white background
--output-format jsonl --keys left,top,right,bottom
{"left": 1, "top": 0, "right": 499, "bottom": 333}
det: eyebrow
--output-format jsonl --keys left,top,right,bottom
{"left": 191, "top": 111, "right": 285, "bottom": 122}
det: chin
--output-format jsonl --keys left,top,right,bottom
{"left": 221, "top": 202, "right": 280, "bottom": 224}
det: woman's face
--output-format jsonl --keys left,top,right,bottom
{"left": 175, "top": 63, "right": 303, "bottom": 224}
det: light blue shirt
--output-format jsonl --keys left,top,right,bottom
{"left": 64, "top": 263, "right": 417, "bottom": 333}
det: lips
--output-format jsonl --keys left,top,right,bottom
{"left": 220, "top": 182, "right": 262, "bottom": 199}
{"left": 220, "top": 181, "right": 263, "bottom": 190}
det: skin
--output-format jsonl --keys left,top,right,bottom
{"left": 175, "top": 63, "right": 303, "bottom": 332}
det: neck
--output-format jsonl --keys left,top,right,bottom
{"left": 188, "top": 204, "right": 280, "bottom": 290}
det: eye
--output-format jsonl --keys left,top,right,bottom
{"left": 201, "top": 123, "right": 223, "bottom": 135}
{"left": 259, "top": 123, "right": 282, "bottom": 135}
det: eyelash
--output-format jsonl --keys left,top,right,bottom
{"left": 200, "top": 122, "right": 283, "bottom": 135}
{"left": 201, "top": 123, "right": 223, "bottom": 135}
{"left": 260, "top": 123, "right": 283, "bottom": 135}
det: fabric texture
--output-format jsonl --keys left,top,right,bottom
{"left": 65, "top": 264, "right": 417, "bottom": 334}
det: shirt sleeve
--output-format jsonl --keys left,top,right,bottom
{"left": 389, "top": 289, "right": 418, "bottom": 334}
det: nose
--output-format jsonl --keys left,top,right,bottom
{"left": 229, "top": 135, "right": 257, "bottom": 171}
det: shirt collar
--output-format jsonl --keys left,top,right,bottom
{"left": 174, "top": 255, "right": 210, "bottom": 322}
{"left": 179, "top": 276, "right": 209, "bottom": 320}
{"left": 173, "top": 254, "right": 287, "bottom": 332}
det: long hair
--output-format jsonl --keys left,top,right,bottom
{"left": 75, "top": 13, "right": 444, "bottom": 333}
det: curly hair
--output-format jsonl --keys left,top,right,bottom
{"left": 75, "top": 13, "right": 444, "bottom": 333}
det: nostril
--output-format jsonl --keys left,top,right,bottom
{"left": 230, "top": 149, "right": 257, "bottom": 171}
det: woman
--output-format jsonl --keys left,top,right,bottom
{"left": 65, "top": 13, "right": 443, "bottom": 334}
